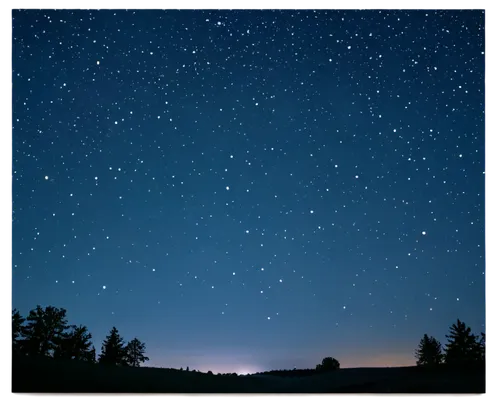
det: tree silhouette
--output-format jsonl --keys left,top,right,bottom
{"left": 54, "top": 324, "right": 94, "bottom": 362}
{"left": 415, "top": 334, "right": 443, "bottom": 366}
{"left": 125, "top": 337, "right": 149, "bottom": 367}
{"left": 22, "top": 305, "right": 69, "bottom": 357}
{"left": 83, "top": 345, "right": 97, "bottom": 364}
{"left": 318, "top": 357, "right": 340, "bottom": 371}
{"left": 475, "top": 332, "right": 485, "bottom": 363}
{"left": 12, "top": 309, "right": 25, "bottom": 354}
{"left": 99, "top": 327, "right": 127, "bottom": 366}
{"left": 444, "top": 319, "right": 479, "bottom": 366}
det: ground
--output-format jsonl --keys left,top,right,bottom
{"left": 12, "top": 355, "right": 485, "bottom": 393}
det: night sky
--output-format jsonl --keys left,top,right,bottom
{"left": 12, "top": 9, "right": 485, "bottom": 374}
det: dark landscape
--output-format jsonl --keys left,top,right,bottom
{"left": 12, "top": 355, "right": 485, "bottom": 393}
{"left": 11, "top": 305, "right": 487, "bottom": 393}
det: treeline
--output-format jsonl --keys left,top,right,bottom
{"left": 12, "top": 305, "right": 149, "bottom": 367}
{"left": 259, "top": 357, "right": 340, "bottom": 377}
{"left": 13, "top": 305, "right": 484, "bottom": 375}
{"left": 415, "top": 319, "right": 485, "bottom": 368}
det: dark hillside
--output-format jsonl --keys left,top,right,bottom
{"left": 12, "top": 355, "right": 485, "bottom": 393}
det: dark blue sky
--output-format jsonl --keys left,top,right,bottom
{"left": 12, "top": 9, "right": 485, "bottom": 373}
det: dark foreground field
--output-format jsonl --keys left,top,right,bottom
{"left": 12, "top": 355, "right": 485, "bottom": 393}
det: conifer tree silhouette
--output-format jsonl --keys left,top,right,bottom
{"left": 125, "top": 337, "right": 150, "bottom": 367}
{"left": 12, "top": 309, "right": 25, "bottom": 354}
{"left": 98, "top": 326, "right": 127, "bottom": 366}
{"left": 415, "top": 334, "right": 443, "bottom": 366}
{"left": 444, "top": 319, "right": 479, "bottom": 366}
{"left": 54, "top": 324, "right": 94, "bottom": 362}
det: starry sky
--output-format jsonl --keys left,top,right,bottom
{"left": 12, "top": 9, "right": 485, "bottom": 373}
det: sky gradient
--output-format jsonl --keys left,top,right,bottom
{"left": 12, "top": 9, "right": 485, "bottom": 373}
